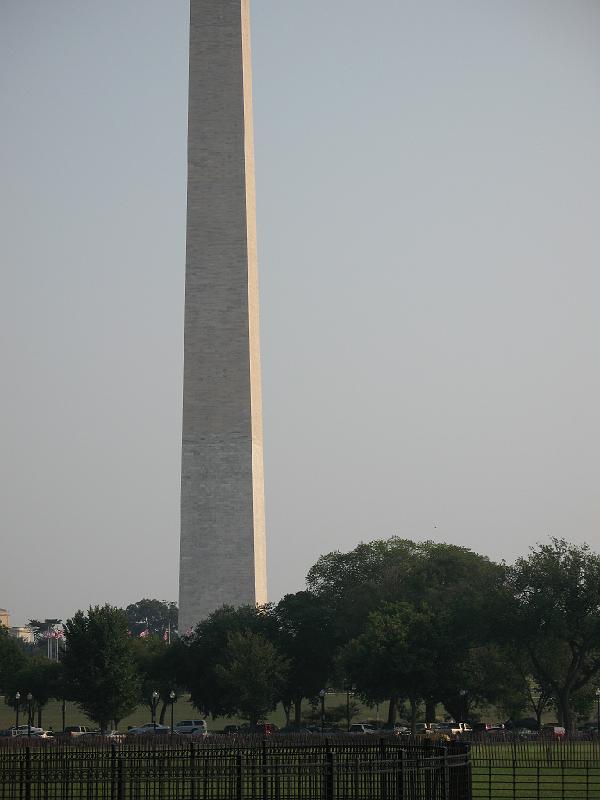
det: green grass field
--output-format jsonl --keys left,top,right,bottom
{"left": 471, "top": 742, "right": 600, "bottom": 798}
{"left": 0, "top": 693, "right": 381, "bottom": 733}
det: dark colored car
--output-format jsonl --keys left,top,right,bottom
{"left": 278, "top": 725, "right": 313, "bottom": 735}
{"left": 223, "top": 725, "right": 242, "bottom": 735}
{"left": 245, "top": 723, "right": 279, "bottom": 736}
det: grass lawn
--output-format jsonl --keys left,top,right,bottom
{"left": 0, "top": 693, "right": 381, "bottom": 733}
{"left": 471, "top": 742, "right": 600, "bottom": 798}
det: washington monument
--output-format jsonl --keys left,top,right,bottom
{"left": 179, "top": 0, "right": 267, "bottom": 632}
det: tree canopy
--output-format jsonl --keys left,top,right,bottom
{"left": 62, "top": 605, "right": 140, "bottom": 731}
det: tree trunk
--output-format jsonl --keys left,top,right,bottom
{"left": 425, "top": 699, "right": 436, "bottom": 724}
{"left": 37, "top": 707, "right": 42, "bottom": 728}
{"left": 535, "top": 706, "right": 543, "bottom": 731}
{"left": 387, "top": 696, "right": 398, "bottom": 725}
{"left": 557, "top": 689, "right": 572, "bottom": 732}
{"left": 159, "top": 702, "right": 167, "bottom": 726}
{"left": 410, "top": 698, "right": 418, "bottom": 735}
{"left": 294, "top": 697, "right": 302, "bottom": 726}
{"left": 282, "top": 701, "right": 291, "bottom": 728}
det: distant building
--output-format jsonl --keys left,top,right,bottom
{"left": 0, "top": 610, "right": 34, "bottom": 643}
{"left": 10, "top": 627, "right": 34, "bottom": 644}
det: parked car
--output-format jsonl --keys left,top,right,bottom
{"left": 381, "top": 723, "right": 409, "bottom": 736}
{"left": 473, "top": 723, "right": 504, "bottom": 733}
{"left": 504, "top": 718, "right": 539, "bottom": 732}
{"left": 250, "top": 723, "right": 279, "bottom": 736}
{"left": 64, "top": 726, "right": 91, "bottom": 738}
{"left": 349, "top": 724, "right": 376, "bottom": 735}
{"left": 30, "top": 731, "right": 55, "bottom": 740}
{"left": 12, "top": 725, "right": 44, "bottom": 737}
{"left": 278, "top": 725, "right": 313, "bottom": 735}
{"left": 174, "top": 720, "right": 207, "bottom": 735}
{"left": 414, "top": 724, "right": 451, "bottom": 742}
{"left": 304, "top": 724, "right": 341, "bottom": 735}
{"left": 80, "top": 730, "right": 125, "bottom": 742}
{"left": 436, "top": 722, "right": 472, "bottom": 736}
{"left": 128, "top": 724, "right": 171, "bottom": 735}
{"left": 223, "top": 725, "right": 242, "bottom": 736}
{"left": 542, "top": 725, "right": 566, "bottom": 740}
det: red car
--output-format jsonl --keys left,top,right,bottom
{"left": 253, "top": 723, "right": 278, "bottom": 736}
{"left": 542, "top": 725, "right": 566, "bottom": 740}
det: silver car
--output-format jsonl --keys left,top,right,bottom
{"left": 174, "top": 719, "right": 208, "bottom": 735}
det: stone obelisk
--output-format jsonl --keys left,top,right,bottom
{"left": 179, "top": 0, "right": 267, "bottom": 632}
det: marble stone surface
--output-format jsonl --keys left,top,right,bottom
{"left": 179, "top": 0, "right": 267, "bottom": 632}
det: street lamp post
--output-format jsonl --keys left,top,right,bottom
{"left": 595, "top": 688, "right": 600, "bottom": 738}
{"left": 346, "top": 687, "right": 351, "bottom": 732}
{"left": 151, "top": 691, "right": 159, "bottom": 733}
{"left": 319, "top": 689, "right": 326, "bottom": 734}
{"left": 15, "top": 693, "right": 20, "bottom": 734}
{"left": 26, "top": 693, "right": 33, "bottom": 737}
{"left": 459, "top": 689, "right": 467, "bottom": 722}
{"left": 169, "top": 691, "right": 176, "bottom": 736}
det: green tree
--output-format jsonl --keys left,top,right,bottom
{"left": 274, "top": 592, "right": 336, "bottom": 725}
{"left": 214, "top": 631, "right": 289, "bottom": 727}
{"left": 339, "top": 602, "right": 439, "bottom": 732}
{"left": 184, "top": 604, "right": 279, "bottom": 719}
{"left": 62, "top": 605, "right": 141, "bottom": 732}
{"left": 3, "top": 658, "right": 62, "bottom": 728}
{"left": 132, "top": 637, "right": 186, "bottom": 725}
{"left": 306, "top": 538, "right": 420, "bottom": 641}
{"left": 124, "top": 599, "right": 178, "bottom": 638}
{"left": 307, "top": 537, "right": 505, "bottom": 723}
{"left": 0, "top": 627, "right": 27, "bottom": 695}
{"left": 505, "top": 538, "right": 600, "bottom": 731}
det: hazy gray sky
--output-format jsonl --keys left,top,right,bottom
{"left": 2, "top": 1, "right": 599, "bottom": 626}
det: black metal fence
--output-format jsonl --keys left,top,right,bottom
{"left": 0, "top": 738, "right": 471, "bottom": 800}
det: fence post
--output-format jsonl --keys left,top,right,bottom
{"left": 262, "top": 739, "right": 268, "bottom": 800}
{"left": 190, "top": 742, "right": 196, "bottom": 800}
{"left": 442, "top": 747, "right": 449, "bottom": 800}
{"left": 117, "top": 756, "right": 125, "bottom": 800}
{"left": 423, "top": 738, "right": 432, "bottom": 800}
{"left": 236, "top": 751, "right": 243, "bottom": 800}
{"left": 111, "top": 744, "right": 117, "bottom": 800}
{"left": 379, "top": 738, "right": 387, "bottom": 800}
{"left": 325, "top": 745, "right": 334, "bottom": 800}
{"left": 25, "top": 746, "right": 32, "bottom": 800}
{"left": 396, "top": 748, "right": 405, "bottom": 800}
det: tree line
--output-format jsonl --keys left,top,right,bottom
{"left": 2, "top": 537, "right": 600, "bottom": 733}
